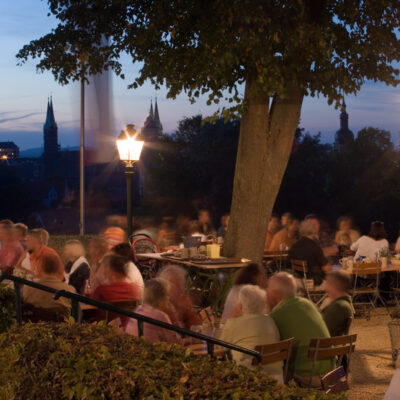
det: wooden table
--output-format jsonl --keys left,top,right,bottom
{"left": 136, "top": 253, "right": 251, "bottom": 270}
{"left": 336, "top": 264, "right": 400, "bottom": 275}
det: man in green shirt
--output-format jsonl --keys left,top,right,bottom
{"left": 321, "top": 270, "right": 354, "bottom": 337}
{"left": 267, "top": 272, "right": 335, "bottom": 387}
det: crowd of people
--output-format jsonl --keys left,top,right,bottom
{"left": 0, "top": 211, "right": 396, "bottom": 389}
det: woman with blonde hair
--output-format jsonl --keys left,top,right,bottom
{"left": 63, "top": 239, "right": 90, "bottom": 294}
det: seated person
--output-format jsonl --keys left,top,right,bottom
{"left": 289, "top": 220, "right": 331, "bottom": 286}
{"left": 14, "top": 223, "right": 28, "bottom": 248}
{"left": 22, "top": 253, "right": 76, "bottom": 316}
{"left": 217, "top": 214, "right": 229, "bottom": 239}
{"left": 111, "top": 242, "right": 144, "bottom": 296}
{"left": 158, "top": 265, "right": 202, "bottom": 329}
{"left": 219, "top": 285, "right": 283, "bottom": 383}
{"left": 125, "top": 278, "right": 183, "bottom": 345}
{"left": 264, "top": 214, "right": 281, "bottom": 251}
{"left": 269, "top": 219, "right": 299, "bottom": 251}
{"left": 197, "top": 209, "right": 216, "bottom": 237}
{"left": 351, "top": 221, "right": 389, "bottom": 261}
{"left": 26, "top": 229, "right": 64, "bottom": 280}
{"left": 92, "top": 254, "right": 141, "bottom": 303}
{"left": 63, "top": 240, "right": 90, "bottom": 295}
{"left": 321, "top": 271, "right": 354, "bottom": 337}
{"left": 267, "top": 272, "right": 335, "bottom": 388}
{"left": 334, "top": 216, "right": 360, "bottom": 246}
{"left": 221, "top": 263, "right": 265, "bottom": 323}
{"left": 0, "top": 220, "right": 24, "bottom": 274}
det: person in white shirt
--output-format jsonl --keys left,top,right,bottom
{"left": 350, "top": 221, "right": 389, "bottom": 261}
{"left": 218, "top": 285, "right": 283, "bottom": 383}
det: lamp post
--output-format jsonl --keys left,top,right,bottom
{"left": 116, "top": 124, "right": 144, "bottom": 240}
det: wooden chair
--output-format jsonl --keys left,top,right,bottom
{"left": 252, "top": 337, "right": 295, "bottom": 384}
{"left": 321, "top": 366, "right": 349, "bottom": 394}
{"left": 351, "top": 263, "right": 384, "bottom": 318}
{"left": 263, "top": 250, "right": 289, "bottom": 271}
{"left": 22, "top": 303, "right": 70, "bottom": 322}
{"left": 291, "top": 259, "right": 325, "bottom": 305}
{"left": 307, "top": 334, "right": 357, "bottom": 390}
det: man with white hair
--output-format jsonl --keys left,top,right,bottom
{"left": 218, "top": 285, "right": 283, "bottom": 383}
{"left": 289, "top": 219, "right": 331, "bottom": 286}
{"left": 267, "top": 272, "right": 335, "bottom": 388}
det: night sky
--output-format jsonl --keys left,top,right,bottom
{"left": 2, "top": 1, "right": 400, "bottom": 150}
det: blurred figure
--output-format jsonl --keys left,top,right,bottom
{"left": 264, "top": 214, "right": 281, "bottom": 251}
{"left": 217, "top": 214, "right": 230, "bottom": 239}
{"left": 63, "top": 240, "right": 90, "bottom": 295}
{"left": 175, "top": 215, "right": 191, "bottom": 241}
{"left": 132, "top": 216, "right": 158, "bottom": 241}
{"left": 219, "top": 285, "right": 282, "bottom": 383}
{"left": 125, "top": 278, "right": 183, "bottom": 345}
{"left": 87, "top": 237, "right": 108, "bottom": 274}
{"left": 89, "top": 253, "right": 112, "bottom": 292}
{"left": 22, "top": 253, "right": 75, "bottom": 315}
{"left": 321, "top": 271, "right": 354, "bottom": 337}
{"left": 188, "top": 220, "right": 206, "bottom": 242}
{"left": 335, "top": 216, "right": 360, "bottom": 245}
{"left": 351, "top": 221, "right": 389, "bottom": 261}
{"left": 269, "top": 218, "right": 299, "bottom": 251}
{"left": 289, "top": 220, "right": 331, "bottom": 286}
{"left": 26, "top": 229, "right": 64, "bottom": 280}
{"left": 304, "top": 214, "right": 320, "bottom": 240}
{"left": 157, "top": 217, "right": 177, "bottom": 249}
{"left": 35, "top": 228, "right": 50, "bottom": 246}
{"left": 0, "top": 220, "right": 23, "bottom": 274}
{"left": 103, "top": 226, "right": 126, "bottom": 250}
{"left": 221, "top": 263, "right": 266, "bottom": 323}
{"left": 92, "top": 254, "right": 141, "bottom": 303}
{"left": 111, "top": 242, "right": 144, "bottom": 295}
{"left": 14, "top": 223, "right": 28, "bottom": 248}
{"left": 281, "top": 212, "right": 293, "bottom": 228}
{"left": 158, "top": 265, "right": 202, "bottom": 329}
{"left": 197, "top": 209, "right": 216, "bottom": 236}
{"left": 395, "top": 229, "right": 400, "bottom": 254}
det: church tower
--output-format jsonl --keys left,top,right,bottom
{"left": 141, "top": 98, "right": 163, "bottom": 140}
{"left": 43, "top": 97, "right": 60, "bottom": 158}
{"left": 334, "top": 99, "right": 354, "bottom": 151}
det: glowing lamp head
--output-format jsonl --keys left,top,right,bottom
{"left": 116, "top": 124, "right": 144, "bottom": 164}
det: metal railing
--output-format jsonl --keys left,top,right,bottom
{"left": 0, "top": 273, "right": 261, "bottom": 361}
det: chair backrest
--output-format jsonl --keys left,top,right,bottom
{"left": 321, "top": 366, "right": 349, "bottom": 394}
{"left": 352, "top": 262, "right": 380, "bottom": 275}
{"left": 308, "top": 334, "right": 357, "bottom": 360}
{"left": 252, "top": 337, "right": 295, "bottom": 383}
{"left": 22, "top": 303, "right": 70, "bottom": 322}
{"left": 291, "top": 259, "right": 309, "bottom": 274}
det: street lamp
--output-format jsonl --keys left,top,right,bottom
{"left": 116, "top": 124, "right": 144, "bottom": 239}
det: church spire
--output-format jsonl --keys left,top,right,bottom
{"left": 154, "top": 97, "right": 163, "bottom": 131}
{"left": 44, "top": 96, "right": 57, "bottom": 130}
{"left": 150, "top": 98, "right": 154, "bottom": 118}
{"left": 340, "top": 98, "right": 348, "bottom": 130}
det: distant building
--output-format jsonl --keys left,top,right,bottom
{"left": 43, "top": 97, "right": 60, "bottom": 176}
{"left": 140, "top": 98, "right": 163, "bottom": 140}
{"left": 0, "top": 142, "right": 19, "bottom": 160}
{"left": 335, "top": 100, "right": 354, "bottom": 151}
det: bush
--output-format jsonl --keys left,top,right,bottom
{"left": 0, "top": 285, "right": 15, "bottom": 333}
{"left": 0, "top": 322, "right": 345, "bottom": 400}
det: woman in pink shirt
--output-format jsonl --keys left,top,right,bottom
{"left": 125, "top": 278, "right": 183, "bottom": 345}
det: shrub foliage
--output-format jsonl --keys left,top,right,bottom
{"left": 0, "top": 285, "right": 15, "bottom": 334}
{"left": 0, "top": 322, "right": 345, "bottom": 400}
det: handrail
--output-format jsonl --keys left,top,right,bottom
{"left": 0, "top": 273, "right": 261, "bottom": 361}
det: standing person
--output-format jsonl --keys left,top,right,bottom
{"left": 26, "top": 230, "right": 64, "bottom": 280}
{"left": 0, "top": 221, "right": 24, "bottom": 274}
{"left": 103, "top": 226, "right": 126, "bottom": 250}
{"left": 62, "top": 240, "right": 90, "bottom": 295}
{"left": 267, "top": 272, "right": 335, "bottom": 387}
{"left": 321, "top": 271, "right": 354, "bottom": 337}
{"left": 221, "top": 263, "right": 265, "bottom": 323}
{"left": 289, "top": 220, "right": 331, "bottom": 286}
{"left": 219, "top": 285, "right": 283, "bottom": 383}
{"left": 350, "top": 221, "right": 389, "bottom": 261}
{"left": 197, "top": 209, "right": 216, "bottom": 237}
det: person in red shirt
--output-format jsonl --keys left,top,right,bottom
{"left": 0, "top": 220, "right": 24, "bottom": 274}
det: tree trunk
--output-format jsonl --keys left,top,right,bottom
{"left": 223, "top": 74, "right": 304, "bottom": 262}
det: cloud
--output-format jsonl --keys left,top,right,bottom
{"left": 0, "top": 112, "right": 42, "bottom": 124}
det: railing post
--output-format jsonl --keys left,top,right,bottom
{"left": 206, "top": 341, "right": 214, "bottom": 357}
{"left": 137, "top": 319, "right": 143, "bottom": 337}
{"left": 71, "top": 299, "right": 79, "bottom": 322}
{"left": 14, "top": 281, "right": 22, "bottom": 326}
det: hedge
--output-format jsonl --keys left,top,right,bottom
{"left": 0, "top": 285, "right": 15, "bottom": 334}
{"left": 0, "top": 322, "right": 346, "bottom": 400}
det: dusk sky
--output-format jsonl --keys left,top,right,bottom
{"left": 2, "top": 1, "right": 400, "bottom": 150}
